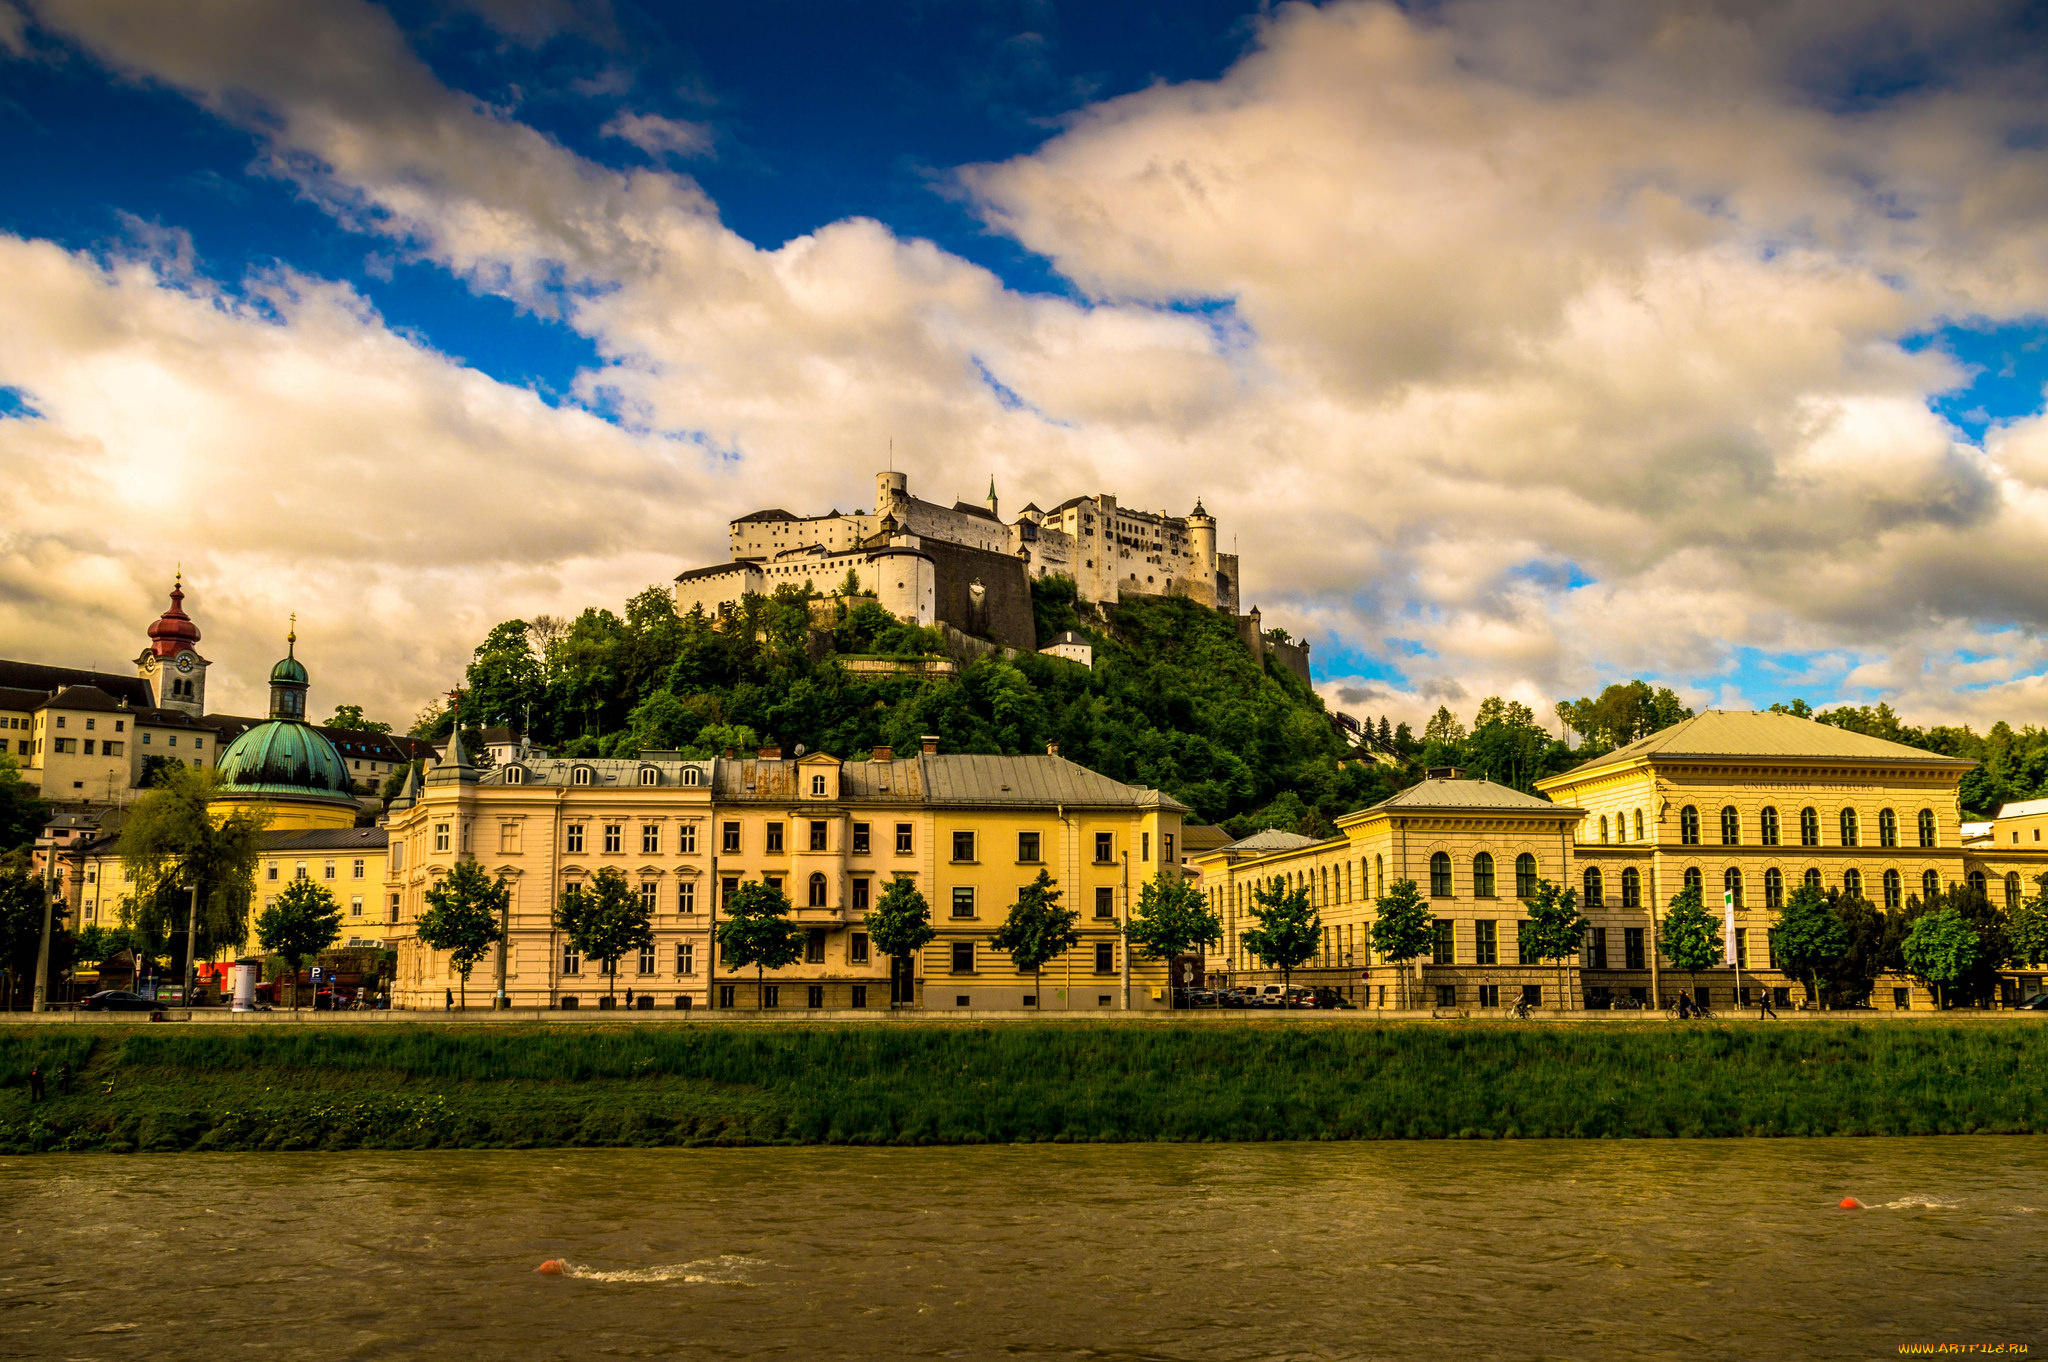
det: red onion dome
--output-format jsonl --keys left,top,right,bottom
{"left": 147, "top": 577, "right": 201, "bottom": 658}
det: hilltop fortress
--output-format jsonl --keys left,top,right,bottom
{"left": 675, "top": 471, "right": 1304, "bottom": 676}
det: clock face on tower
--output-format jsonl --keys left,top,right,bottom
{"left": 142, "top": 656, "right": 157, "bottom": 674}
{"left": 176, "top": 653, "right": 195, "bottom": 674}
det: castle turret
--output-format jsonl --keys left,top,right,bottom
{"left": 1187, "top": 498, "right": 1217, "bottom": 571}
{"left": 136, "top": 572, "right": 209, "bottom": 717}
{"left": 877, "top": 469, "right": 908, "bottom": 524}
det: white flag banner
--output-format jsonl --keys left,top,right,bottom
{"left": 1723, "top": 890, "right": 1739, "bottom": 967}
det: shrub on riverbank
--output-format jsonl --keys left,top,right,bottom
{"left": 0, "top": 1021, "right": 2042, "bottom": 1152}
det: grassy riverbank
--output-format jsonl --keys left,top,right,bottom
{"left": 1, "top": 1022, "right": 2043, "bottom": 1152}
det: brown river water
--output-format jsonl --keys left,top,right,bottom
{"left": 0, "top": 1140, "right": 2041, "bottom": 1361}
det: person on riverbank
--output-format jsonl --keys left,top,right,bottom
{"left": 445, "top": 987, "right": 454, "bottom": 1012}
{"left": 625, "top": 988, "right": 634, "bottom": 1010}
{"left": 28, "top": 1065, "right": 43, "bottom": 1102}
{"left": 1757, "top": 990, "right": 1779, "bottom": 1019}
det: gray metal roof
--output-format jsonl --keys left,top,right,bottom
{"left": 712, "top": 753, "right": 1184, "bottom": 811}
{"left": 1551, "top": 709, "right": 1976, "bottom": 781}
{"left": 259, "top": 827, "right": 390, "bottom": 851}
{"left": 486, "top": 756, "right": 715, "bottom": 788}
{"left": 1225, "top": 828, "right": 1317, "bottom": 853}
{"left": 1365, "top": 778, "right": 1571, "bottom": 813}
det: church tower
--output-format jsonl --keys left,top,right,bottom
{"left": 135, "top": 572, "right": 209, "bottom": 718}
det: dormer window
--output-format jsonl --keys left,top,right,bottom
{"left": 640, "top": 767, "right": 659, "bottom": 786}
{"left": 571, "top": 766, "right": 593, "bottom": 786}
{"left": 683, "top": 767, "right": 702, "bottom": 787}
{"left": 504, "top": 766, "right": 526, "bottom": 785}
{"left": 811, "top": 774, "right": 827, "bottom": 796}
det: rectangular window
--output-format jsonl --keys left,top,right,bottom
{"left": 678, "top": 942, "right": 694, "bottom": 974}
{"left": 722, "top": 822, "right": 741, "bottom": 853}
{"left": 719, "top": 985, "right": 734, "bottom": 1008}
{"left": 850, "top": 932, "right": 870, "bottom": 964}
{"left": 807, "top": 983, "right": 825, "bottom": 1008}
{"left": 562, "top": 945, "right": 582, "bottom": 975}
{"left": 323, "top": 860, "right": 336, "bottom": 880}
{"left": 895, "top": 823, "right": 913, "bottom": 854}
{"left": 499, "top": 823, "right": 519, "bottom": 855}
{"left": 1588, "top": 927, "right": 1608, "bottom": 970}
{"left": 640, "top": 882, "right": 659, "bottom": 915}
{"left": 84, "top": 718, "right": 94, "bottom": 731}
{"left": 567, "top": 825, "right": 585, "bottom": 854}
{"left": 389, "top": 893, "right": 400, "bottom": 922}
{"left": 1478, "top": 983, "right": 1499, "bottom": 1009}
{"left": 1474, "top": 920, "right": 1498, "bottom": 966}
{"left": 951, "top": 886, "right": 975, "bottom": 918}
{"left": 810, "top": 820, "right": 829, "bottom": 851}
{"left": 350, "top": 896, "right": 363, "bottom": 918}
{"left": 806, "top": 928, "right": 826, "bottom": 964}
{"left": 851, "top": 984, "right": 867, "bottom": 1008}
{"left": 852, "top": 822, "right": 871, "bottom": 854}
{"left": 721, "top": 876, "right": 739, "bottom": 908}
{"left": 637, "top": 944, "right": 655, "bottom": 975}
{"left": 1436, "top": 984, "right": 1458, "bottom": 1009}
{"left": 678, "top": 881, "right": 696, "bottom": 915}
{"left": 1095, "top": 942, "right": 1115, "bottom": 973}
{"left": 103, "top": 741, "right": 123, "bottom": 757}
{"left": 1163, "top": 833, "right": 1174, "bottom": 863}
{"left": 1094, "top": 886, "right": 1115, "bottom": 920}
{"left": 434, "top": 824, "right": 450, "bottom": 852}
{"left": 294, "top": 862, "right": 307, "bottom": 880}
{"left": 1142, "top": 831, "right": 1151, "bottom": 861}
{"left": 1624, "top": 928, "right": 1646, "bottom": 971}
{"left": 952, "top": 830, "right": 976, "bottom": 862}
{"left": 603, "top": 825, "right": 622, "bottom": 854}
{"left": 1018, "top": 830, "right": 1041, "bottom": 863}
{"left": 766, "top": 822, "right": 784, "bottom": 853}
{"left": 679, "top": 823, "right": 697, "bottom": 854}
{"left": 352, "top": 859, "right": 365, "bottom": 879}
{"left": 763, "top": 985, "right": 779, "bottom": 1008}
{"left": 1892, "top": 986, "right": 1909, "bottom": 1010}
{"left": 764, "top": 875, "right": 783, "bottom": 894}
{"left": 950, "top": 941, "right": 974, "bottom": 973}
{"left": 1094, "top": 832, "right": 1114, "bottom": 863}
{"left": 1431, "top": 919, "right": 1454, "bottom": 965}
{"left": 1516, "top": 919, "right": 1536, "bottom": 965}
{"left": 266, "top": 862, "right": 278, "bottom": 881}
{"left": 642, "top": 825, "right": 660, "bottom": 854}
{"left": 1735, "top": 927, "right": 1749, "bottom": 970}
{"left": 852, "top": 877, "right": 870, "bottom": 911}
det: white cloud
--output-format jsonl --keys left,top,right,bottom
{"left": 9, "top": 0, "right": 2048, "bottom": 734}
{"left": 600, "top": 110, "right": 712, "bottom": 161}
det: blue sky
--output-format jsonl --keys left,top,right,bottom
{"left": 4, "top": 0, "right": 2048, "bottom": 729}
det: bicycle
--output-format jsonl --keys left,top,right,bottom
{"left": 1508, "top": 997, "right": 1535, "bottom": 1021}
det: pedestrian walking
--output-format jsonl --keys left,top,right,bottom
{"left": 445, "top": 987, "right": 454, "bottom": 1012}
{"left": 28, "top": 1065, "right": 43, "bottom": 1103}
{"left": 1757, "top": 989, "right": 1779, "bottom": 1020}
{"left": 625, "top": 987, "right": 634, "bottom": 1010}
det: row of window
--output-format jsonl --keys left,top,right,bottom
{"left": 455, "top": 819, "right": 1156, "bottom": 864}
{"left": 1426, "top": 852, "right": 1541, "bottom": 899}
{"left": 1608, "top": 863, "right": 2021, "bottom": 912}
{"left": 265, "top": 859, "right": 370, "bottom": 882}
{"left": 1656, "top": 804, "right": 1940, "bottom": 849}
{"left": 508, "top": 764, "right": 707, "bottom": 787}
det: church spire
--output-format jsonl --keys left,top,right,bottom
{"left": 425, "top": 687, "right": 476, "bottom": 786}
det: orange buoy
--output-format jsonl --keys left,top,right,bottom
{"left": 1839, "top": 1197, "right": 1863, "bottom": 1210}
{"left": 536, "top": 1259, "right": 566, "bottom": 1275}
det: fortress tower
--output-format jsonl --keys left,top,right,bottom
{"left": 134, "top": 573, "right": 209, "bottom": 719}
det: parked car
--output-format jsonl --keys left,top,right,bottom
{"left": 82, "top": 990, "right": 158, "bottom": 1012}
{"left": 2015, "top": 991, "right": 2048, "bottom": 1011}
{"left": 1308, "top": 987, "right": 1355, "bottom": 1010}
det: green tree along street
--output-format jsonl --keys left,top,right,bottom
{"left": 1772, "top": 880, "right": 1850, "bottom": 1006}
{"left": 1523, "top": 878, "right": 1589, "bottom": 1010}
{"left": 1370, "top": 879, "right": 1433, "bottom": 1012}
{"left": 714, "top": 879, "right": 804, "bottom": 1006}
{"left": 115, "top": 764, "right": 266, "bottom": 985}
{"left": 1901, "top": 907, "right": 1983, "bottom": 1009}
{"left": 0, "top": 867, "right": 49, "bottom": 1010}
{"left": 254, "top": 880, "right": 343, "bottom": 1011}
{"left": 415, "top": 861, "right": 509, "bottom": 1010}
{"left": 1124, "top": 872, "right": 1222, "bottom": 986}
{"left": 1242, "top": 877, "right": 1320, "bottom": 1005}
{"left": 2012, "top": 876, "right": 2048, "bottom": 968}
{"left": 0, "top": 757, "right": 50, "bottom": 853}
{"left": 862, "top": 874, "right": 935, "bottom": 1006}
{"left": 324, "top": 705, "right": 393, "bottom": 734}
{"left": 990, "top": 870, "right": 1080, "bottom": 1008}
{"left": 1657, "top": 882, "right": 1723, "bottom": 1004}
{"left": 554, "top": 867, "right": 655, "bottom": 1004}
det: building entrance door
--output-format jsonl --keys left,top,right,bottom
{"left": 890, "top": 955, "right": 917, "bottom": 1006}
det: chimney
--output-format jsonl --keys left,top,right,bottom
{"left": 871, "top": 745, "right": 893, "bottom": 763}
{"left": 722, "top": 747, "right": 735, "bottom": 760}
{"left": 1045, "top": 741, "right": 1059, "bottom": 758}
{"left": 919, "top": 734, "right": 940, "bottom": 755}
{"left": 758, "top": 745, "right": 782, "bottom": 761}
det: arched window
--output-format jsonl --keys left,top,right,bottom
{"left": 1881, "top": 869, "right": 1902, "bottom": 910}
{"left": 503, "top": 765, "right": 525, "bottom": 785}
{"left": 808, "top": 872, "right": 828, "bottom": 907}
{"left": 1515, "top": 853, "right": 1538, "bottom": 898}
{"left": 1430, "top": 852, "right": 1452, "bottom": 897}
{"left": 1922, "top": 868, "right": 1941, "bottom": 903}
{"left": 1843, "top": 867, "right": 1862, "bottom": 898}
{"left": 639, "top": 766, "right": 659, "bottom": 786}
{"left": 571, "top": 766, "right": 593, "bottom": 786}
{"left": 1633, "top": 810, "right": 1644, "bottom": 841}
{"left": 1621, "top": 867, "right": 1641, "bottom": 909}
{"left": 1878, "top": 808, "right": 1897, "bottom": 848}
{"left": 1724, "top": 866, "right": 1743, "bottom": 907}
{"left": 1680, "top": 806, "right": 1700, "bottom": 845}
{"left": 1968, "top": 869, "right": 1987, "bottom": 899}
{"left": 1839, "top": 808, "right": 1859, "bottom": 847}
{"left": 811, "top": 774, "right": 828, "bottom": 796}
{"left": 683, "top": 767, "right": 703, "bottom": 787}
{"left": 1683, "top": 865, "right": 1703, "bottom": 895}
{"left": 1764, "top": 867, "right": 1784, "bottom": 909}
{"left": 1804, "top": 867, "right": 1823, "bottom": 892}
{"left": 1599, "top": 815, "right": 1609, "bottom": 844}
{"left": 1800, "top": 807, "right": 1819, "bottom": 847}
{"left": 1583, "top": 867, "right": 1604, "bottom": 908}
{"left": 1720, "top": 806, "right": 1740, "bottom": 846}
{"left": 2007, "top": 872, "right": 2022, "bottom": 909}
{"left": 1376, "top": 854, "right": 1384, "bottom": 898}
{"left": 1473, "top": 852, "right": 1496, "bottom": 898}
{"left": 1760, "top": 807, "right": 1779, "bottom": 846}
{"left": 1917, "top": 808, "right": 1936, "bottom": 848}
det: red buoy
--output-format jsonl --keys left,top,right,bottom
{"left": 1839, "top": 1197, "right": 1863, "bottom": 1210}
{"left": 536, "top": 1259, "right": 566, "bottom": 1275}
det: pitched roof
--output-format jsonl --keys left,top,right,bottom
{"left": 0, "top": 660, "right": 154, "bottom": 708}
{"left": 1181, "top": 824, "right": 1233, "bottom": 854}
{"left": 918, "top": 754, "right": 1186, "bottom": 810}
{"left": 259, "top": 827, "right": 389, "bottom": 851}
{"left": 1041, "top": 631, "right": 1090, "bottom": 647}
{"left": 949, "top": 501, "right": 1001, "bottom": 522}
{"left": 1226, "top": 828, "right": 1318, "bottom": 853}
{"left": 733, "top": 509, "right": 800, "bottom": 524}
{"left": 1360, "top": 778, "right": 1570, "bottom": 814}
{"left": 1549, "top": 710, "right": 1976, "bottom": 781}
{"left": 674, "top": 561, "right": 757, "bottom": 583}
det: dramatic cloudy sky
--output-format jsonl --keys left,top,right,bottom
{"left": 4, "top": 0, "right": 2048, "bottom": 733}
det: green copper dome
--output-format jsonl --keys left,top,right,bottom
{"left": 270, "top": 654, "right": 309, "bottom": 686}
{"left": 216, "top": 719, "right": 356, "bottom": 806}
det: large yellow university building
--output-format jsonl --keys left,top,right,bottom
{"left": 1196, "top": 710, "right": 2048, "bottom": 1011}
{"left": 383, "top": 735, "right": 1187, "bottom": 1010}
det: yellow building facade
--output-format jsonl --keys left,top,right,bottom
{"left": 382, "top": 738, "right": 1185, "bottom": 1011}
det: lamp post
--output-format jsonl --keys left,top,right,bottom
{"left": 183, "top": 883, "right": 199, "bottom": 1004}
{"left": 30, "top": 838, "right": 57, "bottom": 1013}
{"left": 494, "top": 889, "right": 510, "bottom": 1010}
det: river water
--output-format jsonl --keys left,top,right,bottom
{"left": 1, "top": 1140, "right": 2041, "bottom": 1360}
